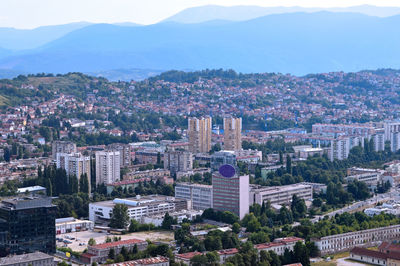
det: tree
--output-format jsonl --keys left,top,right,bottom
{"left": 232, "top": 222, "right": 241, "bottom": 234}
{"left": 291, "top": 195, "right": 307, "bottom": 220}
{"left": 109, "top": 204, "right": 129, "bottom": 229}
{"left": 293, "top": 241, "right": 310, "bottom": 266}
{"left": 88, "top": 238, "right": 96, "bottom": 246}
{"left": 108, "top": 248, "right": 115, "bottom": 260}
{"left": 3, "top": 147, "right": 10, "bottom": 162}
{"left": 79, "top": 174, "right": 89, "bottom": 194}
{"left": 161, "top": 212, "right": 176, "bottom": 230}
{"left": 286, "top": 155, "right": 292, "bottom": 174}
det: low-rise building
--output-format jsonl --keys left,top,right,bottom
{"left": 217, "top": 248, "right": 239, "bottom": 264}
{"left": 255, "top": 237, "right": 304, "bottom": 256}
{"left": 55, "top": 217, "right": 94, "bottom": 234}
{"left": 111, "top": 256, "right": 169, "bottom": 266}
{"left": 345, "top": 172, "right": 382, "bottom": 191}
{"left": 81, "top": 238, "right": 148, "bottom": 264}
{"left": 0, "top": 252, "right": 55, "bottom": 266}
{"left": 175, "top": 251, "right": 202, "bottom": 265}
{"left": 350, "top": 247, "right": 400, "bottom": 266}
{"left": 314, "top": 224, "right": 400, "bottom": 255}
{"left": 141, "top": 209, "right": 203, "bottom": 227}
{"left": 250, "top": 183, "right": 313, "bottom": 206}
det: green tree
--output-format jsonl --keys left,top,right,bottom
{"left": 109, "top": 204, "right": 129, "bottom": 229}
{"left": 88, "top": 238, "right": 96, "bottom": 246}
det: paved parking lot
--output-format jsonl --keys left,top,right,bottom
{"left": 57, "top": 230, "right": 174, "bottom": 252}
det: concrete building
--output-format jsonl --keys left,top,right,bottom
{"left": 373, "top": 129, "right": 385, "bottom": 152}
{"left": 384, "top": 120, "right": 400, "bottom": 141}
{"left": 313, "top": 224, "right": 400, "bottom": 255}
{"left": 141, "top": 209, "right": 203, "bottom": 227}
{"left": 81, "top": 238, "right": 148, "bottom": 264}
{"left": 175, "top": 252, "right": 202, "bottom": 265}
{"left": 51, "top": 140, "right": 76, "bottom": 160}
{"left": 107, "top": 143, "right": 131, "bottom": 167}
{"left": 299, "top": 182, "right": 327, "bottom": 194}
{"left": 55, "top": 217, "right": 94, "bottom": 234}
{"left": 212, "top": 165, "right": 249, "bottom": 219}
{"left": 211, "top": 150, "right": 237, "bottom": 171}
{"left": 56, "top": 153, "right": 91, "bottom": 190}
{"left": 111, "top": 256, "right": 169, "bottom": 266}
{"left": 164, "top": 150, "right": 193, "bottom": 175}
{"left": 391, "top": 132, "right": 400, "bottom": 152}
{"left": 188, "top": 117, "right": 212, "bottom": 153}
{"left": 345, "top": 171, "right": 382, "bottom": 191}
{"left": 0, "top": 252, "right": 55, "bottom": 266}
{"left": 89, "top": 195, "right": 189, "bottom": 224}
{"left": 330, "top": 136, "right": 364, "bottom": 161}
{"left": 17, "top": 185, "right": 47, "bottom": 196}
{"left": 175, "top": 182, "right": 213, "bottom": 210}
{"left": 255, "top": 237, "right": 304, "bottom": 256}
{"left": 312, "top": 123, "right": 376, "bottom": 138}
{"left": 95, "top": 150, "right": 121, "bottom": 185}
{"left": 350, "top": 247, "right": 394, "bottom": 266}
{"left": 249, "top": 183, "right": 313, "bottom": 206}
{"left": 224, "top": 117, "right": 242, "bottom": 151}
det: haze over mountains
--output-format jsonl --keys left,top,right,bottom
{"left": 0, "top": 5, "right": 400, "bottom": 80}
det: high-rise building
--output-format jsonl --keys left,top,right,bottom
{"left": 391, "top": 132, "right": 400, "bottom": 152}
{"left": 211, "top": 150, "right": 237, "bottom": 171}
{"left": 95, "top": 151, "right": 121, "bottom": 185}
{"left": 51, "top": 141, "right": 76, "bottom": 160}
{"left": 330, "top": 136, "right": 364, "bottom": 161}
{"left": 188, "top": 117, "right": 212, "bottom": 153}
{"left": 107, "top": 143, "right": 131, "bottom": 167}
{"left": 212, "top": 164, "right": 249, "bottom": 219}
{"left": 56, "top": 153, "right": 91, "bottom": 192}
{"left": 223, "top": 117, "right": 242, "bottom": 151}
{"left": 384, "top": 120, "right": 400, "bottom": 141}
{"left": 373, "top": 129, "right": 385, "bottom": 152}
{"left": 0, "top": 196, "right": 56, "bottom": 256}
{"left": 164, "top": 150, "right": 193, "bottom": 175}
{"left": 175, "top": 182, "right": 213, "bottom": 210}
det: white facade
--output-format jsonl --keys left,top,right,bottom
{"left": 373, "top": 130, "right": 385, "bottom": 152}
{"left": 56, "top": 217, "right": 94, "bottom": 234}
{"left": 314, "top": 224, "right": 400, "bottom": 255}
{"left": 391, "top": 132, "right": 400, "bottom": 152}
{"left": 384, "top": 121, "right": 400, "bottom": 141}
{"left": 56, "top": 152, "right": 91, "bottom": 179}
{"left": 95, "top": 151, "right": 121, "bottom": 185}
{"left": 175, "top": 182, "right": 212, "bottom": 210}
{"left": 250, "top": 183, "right": 313, "bottom": 206}
{"left": 345, "top": 172, "right": 382, "bottom": 190}
{"left": 164, "top": 151, "right": 193, "bottom": 175}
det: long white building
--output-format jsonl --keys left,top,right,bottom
{"left": 95, "top": 150, "right": 120, "bottom": 185}
{"left": 313, "top": 224, "right": 400, "bottom": 255}
{"left": 175, "top": 182, "right": 213, "bottom": 210}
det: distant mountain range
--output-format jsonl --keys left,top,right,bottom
{"left": 0, "top": 6, "right": 400, "bottom": 80}
{"left": 164, "top": 5, "right": 400, "bottom": 23}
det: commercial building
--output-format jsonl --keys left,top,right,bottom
{"left": 141, "top": 209, "right": 203, "bottom": 227}
{"left": 164, "top": 150, "right": 193, "bottom": 175}
{"left": 175, "top": 182, "right": 213, "bottom": 210}
{"left": 224, "top": 117, "right": 242, "bottom": 151}
{"left": 81, "top": 238, "right": 148, "bottom": 264}
{"left": 51, "top": 140, "right": 76, "bottom": 160}
{"left": 188, "top": 117, "right": 212, "bottom": 153}
{"left": 212, "top": 165, "right": 249, "bottom": 219}
{"left": 0, "top": 196, "right": 56, "bottom": 255}
{"left": 249, "top": 183, "right": 313, "bottom": 207}
{"left": 111, "top": 256, "right": 169, "bottom": 266}
{"left": 0, "top": 251, "right": 55, "bottom": 266}
{"left": 55, "top": 217, "right": 94, "bottom": 234}
{"left": 89, "top": 195, "right": 189, "bottom": 224}
{"left": 313, "top": 224, "right": 400, "bottom": 255}
{"left": 107, "top": 143, "right": 132, "bottom": 167}
{"left": 211, "top": 150, "right": 237, "bottom": 171}
{"left": 95, "top": 150, "right": 121, "bottom": 185}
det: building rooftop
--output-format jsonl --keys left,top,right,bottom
{"left": 112, "top": 256, "right": 169, "bottom": 265}
{"left": 17, "top": 185, "right": 46, "bottom": 194}
{"left": 0, "top": 252, "right": 53, "bottom": 265}
{"left": 176, "top": 182, "right": 212, "bottom": 189}
{"left": 176, "top": 251, "right": 202, "bottom": 260}
{"left": 0, "top": 196, "right": 53, "bottom": 210}
{"left": 91, "top": 238, "right": 145, "bottom": 250}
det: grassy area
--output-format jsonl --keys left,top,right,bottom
{"left": 312, "top": 251, "right": 350, "bottom": 266}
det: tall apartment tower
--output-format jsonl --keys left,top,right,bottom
{"left": 51, "top": 141, "right": 76, "bottom": 160}
{"left": 95, "top": 151, "right": 121, "bottom": 185}
{"left": 164, "top": 150, "right": 193, "bottom": 175}
{"left": 212, "top": 164, "right": 249, "bottom": 219}
{"left": 107, "top": 143, "right": 131, "bottom": 167}
{"left": 56, "top": 153, "right": 91, "bottom": 192}
{"left": 224, "top": 117, "right": 242, "bottom": 151}
{"left": 0, "top": 196, "right": 56, "bottom": 255}
{"left": 188, "top": 117, "right": 212, "bottom": 153}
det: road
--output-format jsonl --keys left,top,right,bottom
{"left": 310, "top": 188, "right": 399, "bottom": 224}
{"left": 336, "top": 257, "right": 367, "bottom": 266}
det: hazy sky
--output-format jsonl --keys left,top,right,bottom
{"left": 1, "top": 0, "right": 400, "bottom": 29}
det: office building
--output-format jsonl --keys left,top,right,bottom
{"left": 188, "top": 117, "right": 212, "bottom": 153}
{"left": 51, "top": 141, "right": 76, "bottom": 160}
{"left": 95, "top": 151, "right": 121, "bottom": 185}
{"left": 164, "top": 150, "right": 193, "bottom": 175}
{"left": 175, "top": 182, "right": 213, "bottom": 210}
{"left": 224, "top": 117, "right": 242, "bottom": 151}
{"left": 89, "top": 195, "right": 189, "bottom": 224}
{"left": 107, "top": 143, "right": 131, "bottom": 167}
{"left": 0, "top": 252, "right": 55, "bottom": 266}
{"left": 212, "top": 164, "right": 249, "bottom": 219}
{"left": 0, "top": 196, "right": 56, "bottom": 256}
{"left": 211, "top": 150, "right": 237, "bottom": 171}
{"left": 249, "top": 183, "right": 313, "bottom": 207}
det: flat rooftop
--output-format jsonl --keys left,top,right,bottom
{"left": 90, "top": 195, "right": 179, "bottom": 208}
{"left": 0, "top": 252, "right": 53, "bottom": 265}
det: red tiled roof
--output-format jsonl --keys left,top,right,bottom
{"left": 92, "top": 238, "right": 145, "bottom": 250}
{"left": 284, "top": 264, "right": 302, "bottom": 266}
{"left": 112, "top": 256, "right": 169, "bottom": 265}
{"left": 276, "top": 237, "right": 304, "bottom": 244}
{"left": 80, "top": 253, "right": 95, "bottom": 258}
{"left": 255, "top": 242, "right": 283, "bottom": 250}
{"left": 218, "top": 248, "right": 239, "bottom": 255}
{"left": 350, "top": 247, "right": 388, "bottom": 260}
{"left": 176, "top": 251, "right": 202, "bottom": 260}
{"left": 109, "top": 178, "right": 151, "bottom": 186}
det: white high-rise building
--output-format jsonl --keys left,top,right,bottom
{"left": 56, "top": 152, "right": 91, "bottom": 191}
{"left": 175, "top": 182, "right": 213, "bottom": 210}
{"left": 95, "top": 151, "right": 121, "bottom": 185}
{"left": 391, "top": 132, "right": 400, "bottom": 152}
{"left": 384, "top": 121, "right": 400, "bottom": 141}
{"left": 373, "top": 130, "right": 385, "bottom": 152}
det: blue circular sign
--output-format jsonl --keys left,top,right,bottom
{"left": 219, "top": 164, "right": 236, "bottom": 178}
